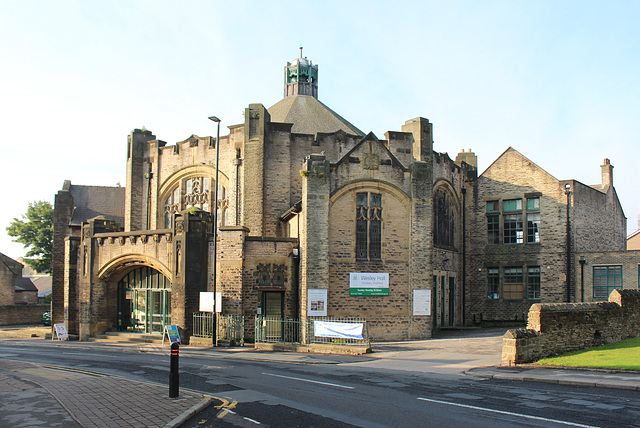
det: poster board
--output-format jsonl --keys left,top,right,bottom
{"left": 308, "top": 288, "right": 328, "bottom": 316}
{"left": 53, "top": 323, "right": 68, "bottom": 341}
{"left": 164, "top": 325, "right": 181, "bottom": 344}
{"left": 412, "top": 289, "right": 432, "bottom": 316}
{"left": 199, "top": 291, "right": 222, "bottom": 313}
{"left": 200, "top": 292, "right": 214, "bottom": 312}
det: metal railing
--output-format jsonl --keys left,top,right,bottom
{"left": 192, "top": 313, "right": 245, "bottom": 345}
{"left": 192, "top": 312, "right": 213, "bottom": 338}
{"left": 217, "top": 314, "right": 245, "bottom": 345}
{"left": 255, "top": 316, "right": 369, "bottom": 346}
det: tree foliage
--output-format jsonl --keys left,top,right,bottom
{"left": 6, "top": 201, "right": 53, "bottom": 273}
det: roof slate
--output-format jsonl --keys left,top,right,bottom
{"left": 268, "top": 95, "right": 364, "bottom": 137}
{"left": 69, "top": 185, "right": 125, "bottom": 227}
{"left": 15, "top": 277, "right": 37, "bottom": 292}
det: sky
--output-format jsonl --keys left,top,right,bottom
{"left": 1, "top": 0, "right": 638, "bottom": 260}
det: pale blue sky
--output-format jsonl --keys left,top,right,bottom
{"left": 1, "top": 0, "right": 638, "bottom": 260}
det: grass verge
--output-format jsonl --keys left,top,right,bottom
{"left": 536, "top": 337, "right": 640, "bottom": 370}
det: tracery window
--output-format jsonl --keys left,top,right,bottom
{"left": 163, "top": 176, "right": 227, "bottom": 229}
{"left": 356, "top": 192, "right": 382, "bottom": 260}
{"left": 434, "top": 188, "right": 455, "bottom": 248}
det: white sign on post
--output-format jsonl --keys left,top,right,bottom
{"left": 215, "top": 291, "right": 222, "bottom": 313}
{"left": 199, "top": 292, "right": 214, "bottom": 312}
{"left": 199, "top": 291, "right": 223, "bottom": 313}
{"left": 412, "top": 289, "right": 432, "bottom": 316}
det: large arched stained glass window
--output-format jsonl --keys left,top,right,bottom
{"left": 163, "top": 176, "right": 227, "bottom": 228}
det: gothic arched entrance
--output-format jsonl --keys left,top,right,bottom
{"left": 117, "top": 267, "right": 171, "bottom": 333}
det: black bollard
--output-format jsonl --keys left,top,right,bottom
{"left": 169, "top": 342, "right": 179, "bottom": 398}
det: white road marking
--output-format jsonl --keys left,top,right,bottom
{"left": 263, "top": 372, "right": 355, "bottom": 389}
{"left": 417, "top": 397, "right": 598, "bottom": 427}
{"left": 244, "top": 417, "right": 261, "bottom": 424}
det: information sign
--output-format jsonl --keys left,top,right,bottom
{"left": 53, "top": 323, "right": 68, "bottom": 341}
{"left": 308, "top": 288, "right": 328, "bottom": 316}
{"left": 164, "top": 325, "right": 181, "bottom": 344}
{"left": 349, "top": 272, "right": 389, "bottom": 296}
{"left": 412, "top": 289, "right": 432, "bottom": 316}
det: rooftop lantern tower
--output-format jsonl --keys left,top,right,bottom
{"left": 284, "top": 47, "right": 318, "bottom": 99}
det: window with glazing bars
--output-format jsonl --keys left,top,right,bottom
{"left": 487, "top": 268, "right": 499, "bottom": 299}
{"left": 593, "top": 265, "right": 622, "bottom": 298}
{"left": 503, "top": 267, "right": 524, "bottom": 299}
{"left": 356, "top": 192, "right": 382, "bottom": 260}
{"left": 527, "top": 266, "right": 541, "bottom": 299}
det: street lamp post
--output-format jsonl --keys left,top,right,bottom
{"left": 208, "top": 115, "right": 221, "bottom": 347}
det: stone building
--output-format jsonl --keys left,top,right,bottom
{"left": 52, "top": 54, "right": 629, "bottom": 342}
{"left": 0, "top": 252, "right": 38, "bottom": 305}
{"left": 466, "top": 148, "right": 627, "bottom": 323}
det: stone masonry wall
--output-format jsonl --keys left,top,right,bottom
{"left": 0, "top": 304, "right": 49, "bottom": 326}
{"left": 502, "top": 289, "right": 640, "bottom": 365}
{"left": 0, "top": 256, "right": 18, "bottom": 305}
{"left": 574, "top": 250, "right": 640, "bottom": 302}
{"left": 467, "top": 148, "right": 569, "bottom": 323}
{"left": 572, "top": 181, "right": 626, "bottom": 252}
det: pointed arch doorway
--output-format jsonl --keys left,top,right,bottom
{"left": 117, "top": 267, "right": 172, "bottom": 333}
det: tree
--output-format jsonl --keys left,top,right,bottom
{"left": 6, "top": 201, "right": 53, "bottom": 274}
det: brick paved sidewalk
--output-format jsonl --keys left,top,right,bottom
{"left": 0, "top": 359, "right": 211, "bottom": 427}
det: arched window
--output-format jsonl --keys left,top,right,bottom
{"left": 163, "top": 176, "right": 227, "bottom": 228}
{"left": 434, "top": 188, "right": 456, "bottom": 248}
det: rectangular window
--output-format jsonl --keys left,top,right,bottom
{"left": 356, "top": 192, "right": 382, "bottom": 260}
{"left": 487, "top": 215, "right": 500, "bottom": 245}
{"left": 503, "top": 199, "right": 522, "bottom": 212}
{"left": 593, "top": 265, "right": 622, "bottom": 298}
{"left": 486, "top": 201, "right": 499, "bottom": 213}
{"left": 504, "top": 214, "right": 523, "bottom": 244}
{"left": 527, "top": 213, "right": 540, "bottom": 243}
{"left": 527, "top": 197, "right": 540, "bottom": 210}
{"left": 487, "top": 268, "right": 499, "bottom": 299}
{"left": 527, "top": 266, "right": 541, "bottom": 300}
{"left": 503, "top": 267, "right": 524, "bottom": 299}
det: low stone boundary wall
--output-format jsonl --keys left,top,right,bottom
{"left": 0, "top": 304, "right": 49, "bottom": 326}
{"left": 502, "top": 289, "right": 640, "bottom": 365}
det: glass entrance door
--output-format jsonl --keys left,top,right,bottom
{"left": 117, "top": 267, "right": 171, "bottom": 333}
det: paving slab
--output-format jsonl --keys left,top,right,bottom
{"left": 0, "top": 359, "right": 211, "bottom": 428}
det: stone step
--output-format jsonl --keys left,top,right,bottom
{"left": 90, "top": 332, "right": 165, "bottom": 344}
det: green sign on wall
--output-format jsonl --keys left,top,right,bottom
{"left": 349, "top": 272, "right": 389, "bottom": 296}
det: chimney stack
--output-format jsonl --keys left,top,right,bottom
{"left": 601, "top": 158, "right": 613, "bottom": 187}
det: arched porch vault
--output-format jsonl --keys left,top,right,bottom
{"left": 98, "top": 254, "right": 173, "bottom": 283}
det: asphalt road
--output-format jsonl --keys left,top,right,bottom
{"left": 2, "top": 340, "right": 639, "bottom": 427}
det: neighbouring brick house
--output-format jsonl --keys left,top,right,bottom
{"left": 52, "top": 53, "right": 631, "bottom": 342}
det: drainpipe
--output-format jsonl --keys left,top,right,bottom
{"left": 234, "top": 149, "right": 241, "bottom": 225}
{"left": 461, "top": 186, "right": 466, "bottom": 325}
{"left": 564, "top": 184, "right": 572, "bottom": 303}
{"left": 579, "top": 256, "right": 586, "bottom": 302}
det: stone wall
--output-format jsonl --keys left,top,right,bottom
{"left": 0, "top": 304, "right": 49, "bottom": 326}
{"left": 502, "top": 289, "right": 640, "bottom": 365}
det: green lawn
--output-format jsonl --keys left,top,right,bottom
{"left": 536, "top": 337, "right": 640, "bottom": 370}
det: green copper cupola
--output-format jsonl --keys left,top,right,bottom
{"left": 284, "top": 47, "right": 318, "bottom": 99}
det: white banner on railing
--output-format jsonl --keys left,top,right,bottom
{"left": 314, "top": 321, "right": 363, "bottom": 339}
